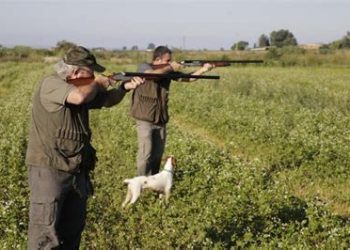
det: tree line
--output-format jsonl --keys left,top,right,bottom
{"left": 231, "top": 29, "right": 350, "bottom": 51}
{"left": 1, "top": 30, "right": 350, "bottom": 64}
{"left": 1, "top": 30, "right": 350, "bottom": 53}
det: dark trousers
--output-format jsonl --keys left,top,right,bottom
{"left": 28, "top": 166, "right": 88, "bottom": 250}
{"left": 136, "top": 120, "right": 166, "bottom": 176}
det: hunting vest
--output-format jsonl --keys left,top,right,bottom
{"left": 130, "top": 78, "right": 171, "bottom": 124}
{"left": 25, "top": 75, "right": 95, "bottom": 172}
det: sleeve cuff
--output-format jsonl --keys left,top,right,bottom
{"left": 119, "top": 82, "right": 130, "bottom": 92}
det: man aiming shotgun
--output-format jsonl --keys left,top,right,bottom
{"left": 25, "top": 46, "right": 145, "bottom": 249}
{"left": 131, "top": 46, "right": 217, "bottom": 176}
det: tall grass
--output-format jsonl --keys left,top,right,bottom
{"left": 0, "top": 61, "right": 349, "bottom": 248}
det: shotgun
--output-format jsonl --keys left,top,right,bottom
{"left": 68, "top": 71, "right": 220, "bottom": 86}
{"left": 150, "top": 59, "right": 264, "bottom": 69}
{"left": 110, "top": 71, "right": 220, "bottom": 81}
{"left": 180, "top": 59, "right": 264, "bottom": 67}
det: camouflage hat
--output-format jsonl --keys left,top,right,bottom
{"left": 63, "top": 46, "right": 105, "bottom": 72}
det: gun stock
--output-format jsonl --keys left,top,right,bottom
{"left": 67, "top": 76, "right": 96, "bottom": 86}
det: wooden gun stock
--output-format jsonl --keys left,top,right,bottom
{"left": 67, "top": 77, "right": 96, "bottom": 86}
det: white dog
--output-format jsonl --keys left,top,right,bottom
{"left": 122, "top": 156, "right": 176, "bottom": 207}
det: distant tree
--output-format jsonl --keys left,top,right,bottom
{"left": 329, "top": 32, "right": 350, "bottom": 50}
{"left": 13, "top": 46, "right": 33, "bottom": 59}
{"left": 55, "top": 40, "right": 76, "bottom": 51}
{"left": 0, "top": 44, "right": 5, "bottom": 57}
{"left": 258, "top": 34, "right": 270, "bottom": 47}
{"left": 122, "top": 46, "right": 127, "bottom": 51}
{"left": 340, "top": 32, "right": 350, "bottom": 49}
{"left": 329, "top": 40, "right": 342, "bottom": 50}
{"left": 231, "top": 41, "right": 249, "bottom": 51}
{"left": 131, "top": 45, "right": 138, "bottom": 51}
{"left": 270, "top": 29, "right": 297, "bottom": 47}
{"left": 147, "top": 43, "right": 156, "bottom": 50}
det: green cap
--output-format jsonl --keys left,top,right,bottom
{"left": 63, "top": 46, "right": 105, "bottom": 72}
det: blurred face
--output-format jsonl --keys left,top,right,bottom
{"left": 66, "top": 66, "right": 95, "bottom": 85}
{"left": 153, "top": 53, "right": 172, "bottom": 65}
{"left": 75, "top": 67, "right": 94, "bottom": 79}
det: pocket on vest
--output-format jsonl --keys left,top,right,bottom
{"left": 54, "top": 138, "right": 83, "bottom": 171}
{"left": 132, "top": 95, "right": 158, "bottom": 122}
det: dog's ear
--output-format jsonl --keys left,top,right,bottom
{"left": 171, "top": 157, "right": 176, "bottom": 167}
{"left": 163, "top": 155, "right": 176, "bottom": 166}
{"left": 162, "top": 155, "right": 172, "bottom": 161}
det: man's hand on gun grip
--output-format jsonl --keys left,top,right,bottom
{"left": 123, "top": 77, "right": 145, "bottom": 90}
{"left": 169, "top": 61, "right": 184, "bottom": 72}
{"left": 94, "top": 75, "right": 113, "bottom": 89}
{"left": 201, "top": 63, "right": 215, "bottom": 73}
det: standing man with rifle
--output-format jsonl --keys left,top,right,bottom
{"left": 25, "top": 45, "right": 144, "bottom": 249}
{"left": 130, "top": 46, "right": 215, "bottom": 176}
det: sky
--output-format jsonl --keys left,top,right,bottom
{"left": 0, "top": 0, "right": 349, "bottom": 50}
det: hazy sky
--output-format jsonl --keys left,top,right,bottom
{"left": 0, "top": 0, "right": 349, "bottom": 49}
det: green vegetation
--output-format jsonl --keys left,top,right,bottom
{"left": 270, "top": 29, "right": 298, "bottom": 47}
{"left": 231, "top": 41, "right": 249, "bottom": 51}
{"left": 329, "top": 32, "right": 350, "bottom": 50}
{"left": 0, "top": 58, "right": 350, "bottom": 248}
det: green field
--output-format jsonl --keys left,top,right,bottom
{"left": 0, "top": 61, "right": 349, "bottom": 248}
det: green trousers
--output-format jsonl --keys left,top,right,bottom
{"left": 136, "top": 120, "right": 166, "bottom": 176}
{"left": 27, "top": 166, "right": 89, "bottom": 250}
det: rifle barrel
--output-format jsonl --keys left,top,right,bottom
{"left": 111, "top": 72, "right": 220, "bottom": 80}
{"left": 181, "top": 60, "right": 264, "bottom": 66}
